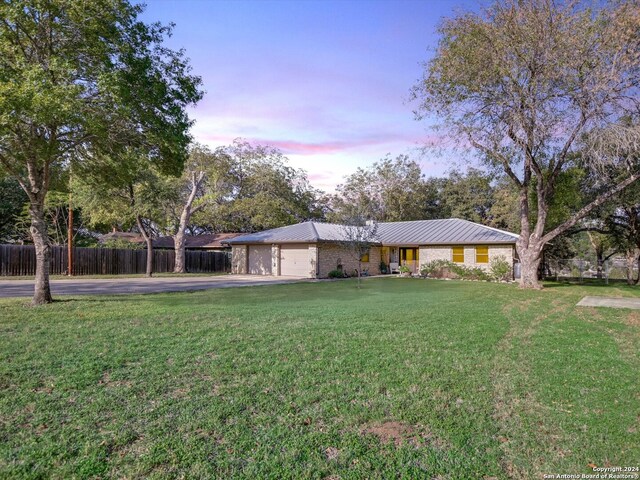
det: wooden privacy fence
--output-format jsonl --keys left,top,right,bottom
{"left": 0, "top": 245, "right": 231, "bottom": 276}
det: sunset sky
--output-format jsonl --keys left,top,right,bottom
{"left": 142, "top": 0, "right": 478, "bottom": 191}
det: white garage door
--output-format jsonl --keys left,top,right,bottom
{"left": 248, "top": 245, "right": 272, "bottom": 275}
{"left": 280, "top": 245, "right": 309, "bottom": 277}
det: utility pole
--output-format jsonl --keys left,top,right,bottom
{"left": 68, "top": 193, "right": 73, "bottom": 276}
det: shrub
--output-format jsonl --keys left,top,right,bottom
{"left": 379, "top": 261, "right": 388, "bottom": 274}
{"left": 328, "top": 269, "right": 344, "bottom": 279}
{"left": 420, "top": 259, "right": 458, "bottom": 279}
{"left": 489, "top": 255, "right": 512, "bottom": 281}
{"left": 462, "top": 267, "right": 490, "bottom": 281}
{"left": 420, "top": 259, "right": 490, "bottom": 281}
{"left": 398, "top": 265, "right": 411, "bottom": 274}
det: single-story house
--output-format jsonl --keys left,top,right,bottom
{"left": 225, "top": 218, "right": 518, "bottom": 278}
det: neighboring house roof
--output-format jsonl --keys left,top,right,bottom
{"left": 226, "top": 219, "right": 518, "bottom": 246}
{"left": 100, "top": 232, "right": 242, "bottom": 249}
{"left": 99, "top": 232, "right": 145, "bottom": 245}
{"left": 152, "top": 233, "right": 242, "bottom": 249}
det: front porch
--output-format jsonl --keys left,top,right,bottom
{"left": 381, "top": 246, "right": 420, "bottom": 274}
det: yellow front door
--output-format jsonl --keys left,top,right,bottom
{"left": 400, "top": 248, "right": 419, "bottom": 273}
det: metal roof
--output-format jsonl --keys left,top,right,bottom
{"left": 377, "top": 219, "right": 518, "bottom": 245}
{"left": 226, "top": 219, "right": 518, "bottom": 245}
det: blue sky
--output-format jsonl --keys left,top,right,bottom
{"left": 142, "top": 0, "right": 479, "bottom": 191}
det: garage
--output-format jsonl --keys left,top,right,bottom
{"left": 279, "top": 244, "right": 310, "bottom": 277}
{"left": 248, "top": 245, "right": 272, "bottom": 275}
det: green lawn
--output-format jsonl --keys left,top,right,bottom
{"left": 0, "top": 279, "right": 638, "bottom": 479}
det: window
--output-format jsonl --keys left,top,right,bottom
{"left": 452, "top": 246, "right": 464, "bottom": 263}
{"left": 476, "top": 245, "right": 489, "bottom": 264}
{"left": 360, "top": 250, "right": 370, "bottom": 263}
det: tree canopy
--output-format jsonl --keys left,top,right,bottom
{"left": 200, "top": 139, "right": 325, "bottom": 233}
{"left": 411, "top": 0, "right": 640, "bottom": 288}
{"left": 0, "top": 0, "right": 203, "bottom": 302}
{"left": 327, "top": 155, "right": 442, "bottom": 223}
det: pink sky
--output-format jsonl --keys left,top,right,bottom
{"left": 144, "top": 0, "right": 478, "bottom": 191}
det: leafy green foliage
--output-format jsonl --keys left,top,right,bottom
{"left": 0, "top": 0, "right": 202, "bottom": 301}
{"left": 411, "top": 0, "right": 640, "bottom": 288}
{"left": 489, "top": 178, "right": 521, "bottom": 232}
{"left": 327, "top": 155, "right": 442, "bottom": 223}
{"left": 440, "top": 168, "right": 494, "bottom": 224}
{"left": 398, "top": 264, "right": 411, "bottom": 274}
{"left": 326, "top": 158, "right": 524, "bottom": 232}
{"left": 0, "top": 0, "right": 203, "bottom": 185}
{"left": 99, "top": 238, "right": 144, "bottom": 250}
{"left": 192, "top": 140, "right": 324, "bottom": 233}
{"left": 0, "top": 177, "right": 28, "bottom": 242}
{"left": 420, "top": 259, "right": 490, "bottom": 281}
{"left": 489, "top": 255, "right": 512, "bottom": 282}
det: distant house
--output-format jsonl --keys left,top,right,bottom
{"left": 226, "top": 219, "right": 518, "bottom": 278}
{"left": 99, "top": 232, "right": 242, "bottom": 251}
{"left": 152, "top": 233, "right": 243, "bottom": 252}
{"left": 98, "top": 231, "right": 145, "bottom": 247}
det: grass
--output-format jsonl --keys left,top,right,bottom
{"left": 0, "top": 278, "right": 638, "bottom": 479}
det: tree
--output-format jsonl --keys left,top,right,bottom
{"left": 488, "top": 177, "right": 520, "bottom": 232}
{"left": 440, "top": 168, "right": 494, "bottom": 224}
{"left": 339, "top": 216, "right": 379, "bottom": 289}
{"left": 0, "top": 176, "right": 28, "bottom": 243}
{"left": 0, "top": 0, "right": 202, "bottom": 304}
{"left": 586, "top": 231, "right": 617, "bottom": 280}
{"left": 73, "top": 152, "right": 172, "bottom": 277}
{"left": 605, "top": 182, "right": 640, "bottom": 285}
{"left": 412, "top": 0, "right": 640, "bottom": 288}
{"left": 156, "top": 144, "right": 234, "bottom": 273}
{"left": 202, "top": 140, "right": 325, "bottom": 233}
{"left": 328, "top": 154, "right": 443, "bottom": 223}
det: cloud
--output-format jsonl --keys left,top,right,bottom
{"left": 196, "top": 132, "right": 448, "bottom": 156}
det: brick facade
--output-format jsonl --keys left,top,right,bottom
{"left": 231, "top": 245, "right": 247, "bottom": 274}
{"left": 317, "top": 244, "right": 381, "bottom": 278}
{"left": 309, "top": 244, "right": 319, "bottom": 278}
{"left": 418, "top": 245, "right": 514, "bottom": 271}
{"left": 233, "top": 243, "right": 383, "bottom": 278}
{"left": 271, "top": 244, "right": 280, "bottom": 275}
{"left": 233, "top": 243, "right": 513, "bottom": 277}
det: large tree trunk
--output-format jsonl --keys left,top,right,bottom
{"left": 173, "top": 171, "right": 205, "bottom": 274}
{"left": 596, "top": 252, "right": 604, "bottom": 280}
{"left": 625, "top": 250, "right": 637, "bottom": 285}
{"left": 137, "top": 215, "right": 153, "bottom": 278}
{"left": 30, "top": 203, "right": 53, "bottom": 305}
{"left": 516, "top": 240, "right": 543, "bottom": 289}
{"left": 174, "top": 230, "right": 187, "bottom": 274}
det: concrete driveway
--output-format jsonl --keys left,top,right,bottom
{"left": 0, "top": 275, "right": 308, "bottom": 298}
{"left": 577, "top": 295, "right": 640, "bottom": 310}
